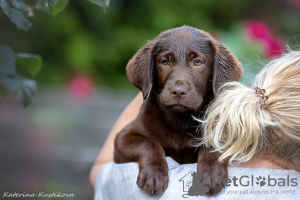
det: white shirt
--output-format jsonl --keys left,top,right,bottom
{"left": 94, "top": 157, "right": 300, "bottom": 200}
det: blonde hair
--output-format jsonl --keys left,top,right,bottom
{"left": 199, "top": 51, "right": 300, "bottom": 164}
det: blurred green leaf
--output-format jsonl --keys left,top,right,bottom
{"left": 0, "top": 0, "right": 32, "bottom": 30}
{"left": 9, "top": 8, "right": 32, "bottom": 30}
{"left": 16, "top": 53, "right": 43, "bottom": 76}
{"left": 0, "top": 75, "right": 19, "bottom": 92}
{"left": 52, "top": 0, "right": 69, "bottom": 17}
{"left": 18, "top": 76, "right": 37, "bottom": 107}
{"left": 10, "top": 0, "right": 31, "bottom": 12}
{"left": 1, "top": 0, "right": 69, "bottom": 30}
{"left": 86, "top": 0, "right": 110, "bottom": 11}
{"left": 0, "top": 45, "right": 16, "bottom": 75}
{"left": 0, "top": 74, "right": 36, "bottom": 107}
{"left": 34, "top": 0, "right": 59, "bottom": 13}
{"left": 0, "top": 0, "right": 9, "bottom": 13}
{"left": 0, "top": 45, "right": 39, "bottom": 107}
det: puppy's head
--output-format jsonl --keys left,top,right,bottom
{"left": 126, "top": 26, "right": 243, "bottom": 112}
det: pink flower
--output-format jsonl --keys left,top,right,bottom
{"left": 244, "top": 21, "right": 272, "bottom": 41}
{"left": 244, "top": 21, "right": 284, "bottom": 59}
{"left": 69, "top": 75, "right": 93, "bottom": 98}
{"left": 264, "top": 37, "right": 284, "bottom": 58}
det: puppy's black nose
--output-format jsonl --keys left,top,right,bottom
{"left": 171, "top": 84, "right": 187, "bottom": 100}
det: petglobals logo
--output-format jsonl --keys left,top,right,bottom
{"left": 179, "top": 171, "right": 298, "bottom": 198}
{"left": 216, "top": 175, "right": 298, "bottom": 187}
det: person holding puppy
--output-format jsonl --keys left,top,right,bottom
{"left": 90, "top": 51, "right": 300, "bottom": 199}
{"left": 200, "top": 50, "right": 300, "bottom": 172}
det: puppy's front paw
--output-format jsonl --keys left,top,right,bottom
{"left": 197, "top": 160, "right": 228, "bottom": 196}
{"left": 136, "top": 163, "right": 169, "bottom": 196}
{"left": 197, "top": 148, "right": 228, "bottom": 196}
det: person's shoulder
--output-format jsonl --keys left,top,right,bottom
{"left": 228, "top": 167, "right": 300, "bottom": 176}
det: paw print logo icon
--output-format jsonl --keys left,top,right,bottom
{"left": 256, "top": 176, "right": 266, "bottom": 186}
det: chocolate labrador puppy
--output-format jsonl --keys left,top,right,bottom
{"left": 114, "top": 26, "right": 242, "bottom": 196}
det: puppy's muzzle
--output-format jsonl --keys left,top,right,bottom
{"left": 170, "top": 80, "right": 188, "bottom": 100}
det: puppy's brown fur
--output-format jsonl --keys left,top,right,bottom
{"left": 114, "top": 26, "right": 243, "bottom": 196}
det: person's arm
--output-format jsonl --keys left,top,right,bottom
{"left": 90, "top": 92, "right": 143, "bottom": 188}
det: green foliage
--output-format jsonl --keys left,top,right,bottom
{"left": 35, "top": 0, "right": 70, "bottom": 17}
{"left": 1, "top": 0, "right": 299, "bottom": 104}
{"left": 0, "top": 0, "right": 109, "bottom": 106}
{"left": 16, "top": 53, "right": 43, "bottom": 76}
{"left": 0, "top": 45, "right": 38, "bottom": 107}
{"left": 0, "top": 45, "right": 16, "bottom": 75}
{"left": 87, "top": 0, "right": 109, "bottom": 11}
{"left": 0, "top": 0, "right": 110, "bottom": 31}
{"left": 0, "top": 75, "right": 37, "bottom": 107}
{"left": 52, "top": 0, "right": 69, "bottom": 17}
{"left": 35, "top": 0, "right": 62, "bottom": 13}
{"left": 0, "top": 0, "right": 33, "bottom": 30}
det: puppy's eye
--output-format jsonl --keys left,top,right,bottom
{"left": 161, "top": 60, "right": 169, "bottom": 65}
{"left": 194, "top": 59, "right": 202, "bottom": 66}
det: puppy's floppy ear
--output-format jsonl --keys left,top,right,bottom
{"left": 126, "top": 41, "right": 154, "bottom": 100}
{"left": 210, "top": 40, "right": 243, "bottom": 95}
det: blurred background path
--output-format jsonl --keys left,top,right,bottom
{"left": 0, "top": 87, "right": 136, "bottom": 199}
